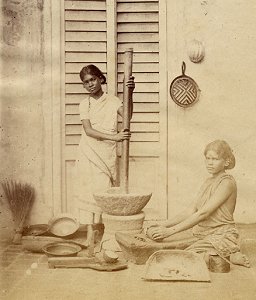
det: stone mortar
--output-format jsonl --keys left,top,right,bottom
{"left": 93, "top": 187, "right": 152, "bottom": 216}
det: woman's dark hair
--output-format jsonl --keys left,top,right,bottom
{"left": 79, "top": 64, "right": 106, "bottom": 84}
{"left": 204, "top": 140, "right": 236, "bottom": 169}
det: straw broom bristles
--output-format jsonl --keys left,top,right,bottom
{"left": 1, "top": 180, "right": 35, "bottom": 244}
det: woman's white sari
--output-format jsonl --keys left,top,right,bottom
{"left": 73, "top": 93, "right": 122, "bottom": 223}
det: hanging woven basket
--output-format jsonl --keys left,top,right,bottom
{"left": 169, "top": 62, "right": 200, "bottom": 108}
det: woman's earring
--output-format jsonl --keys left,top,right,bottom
{"left": 225, "top": 159, "right": 230, "bottom": 167}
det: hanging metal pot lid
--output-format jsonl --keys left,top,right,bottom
{"left": 170, "top": 62, "right": 200, "bottom": 108}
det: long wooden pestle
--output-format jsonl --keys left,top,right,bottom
{"left": 120, "top": 48, "right": 133, "bottom": 194}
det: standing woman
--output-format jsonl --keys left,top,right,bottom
{"left": 74, "top": 65, "right": 134, "bottom": 246}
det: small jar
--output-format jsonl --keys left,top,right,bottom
{"left": 209, "top": 254, "right": 230, "bottom": 273}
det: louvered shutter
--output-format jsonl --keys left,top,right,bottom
{"left": 65, "top": 0, "right": 107, "bottom": 146}
{"left": 62, "top": 0, "right": 167, "bottom": 219}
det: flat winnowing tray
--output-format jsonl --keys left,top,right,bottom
{"left": 143, "top": 250, "right": 211, "bottom": 282}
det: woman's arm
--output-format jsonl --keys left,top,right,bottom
{"left": 146, "top": 201, "right": 197, "bottom": 239}
{"left": 162, "top": 204, "right": 198, "bottom": 228}
{"left": 82, "top": 119, "right": 130, "bottom": 142}
{"left": 148, "top": 202, "right": 197, "bottom": 229}
{"left": 151, "top": 179, "right": 235, "bottom": 240}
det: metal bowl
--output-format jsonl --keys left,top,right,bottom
{"left": 42, "top": 242, "right": 82, "bottom": 257}
{"left": 48, "top": 213, "right": 80, "bottom": 237}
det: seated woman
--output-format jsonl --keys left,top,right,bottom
{"left": 147, "top": 140, "right": 250, "bottom": 267}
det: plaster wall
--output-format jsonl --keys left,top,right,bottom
{"left": 167, "top": 0, "right": 256, "bottom": 223}
{"left": 0, "top": 0, "right": 52, "bottom": 241}
{"left": 1, "top": 0, "right": 256, "bottom": 242}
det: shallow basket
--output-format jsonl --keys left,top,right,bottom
{"left": 93, "top": 187, "right": 152, "bottom": 216}
{"left": 143, "top": 250, "right": 210, "bottom": 282}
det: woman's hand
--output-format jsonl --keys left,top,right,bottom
{"left": 113, "top": 129, "right": 131, "bottom": 142}
{"left": 146, "top": 225, "right": 160, "bottom": 240}
{"left": 149, "top": 226, "right": 174, "bottom": 241}
{"left": 126, "top": 76, "right": 135, "bottom": 91}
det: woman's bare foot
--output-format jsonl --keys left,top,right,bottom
{"left": 230, "top": 252, "right": 250, "bottom": 267}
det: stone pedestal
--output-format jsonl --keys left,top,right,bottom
{"left": 101, "top": 212, "right": 145, "bottom": 251}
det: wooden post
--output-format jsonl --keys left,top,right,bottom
{"left": 120, "top": 48, "right": 133, "bottom": 194}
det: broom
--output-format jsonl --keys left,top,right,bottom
{"left": 1, "top": 180, "right": 35, "bottom": 244}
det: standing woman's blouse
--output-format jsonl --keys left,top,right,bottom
{"left": 79, "top": 92, "right": 122, "bottom": 135}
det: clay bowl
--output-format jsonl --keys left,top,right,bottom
{"left": 93, "top": 187, "right": 152, "bottom": 216}
{"left": 42, "top": 242, "right": 82, "bottom": 257}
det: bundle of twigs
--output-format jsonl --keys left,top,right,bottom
{"left": 1, "top": 180, "right": 35, "bottom": 244}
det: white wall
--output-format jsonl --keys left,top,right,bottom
{"left": 167, "top": 0, "right": 256, "bottom": 223}
{"left": 0, "top": 1, "right": 52, "bottom": 241}
{"left": 1, "top": 1, "right": 256, "bottom": 241}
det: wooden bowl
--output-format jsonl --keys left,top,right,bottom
{"left": 23, "top": 224, "right": 49, "bottom": 236}
{"left": 22, "top": 236, "right": 64, "bottom": 253}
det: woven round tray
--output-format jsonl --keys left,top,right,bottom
{"left": 170, "top": 62, "right": 200, "bottom": 108}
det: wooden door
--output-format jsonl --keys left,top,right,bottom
{"left": 61, "top": 0, "right": 168, "bottom": 220}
